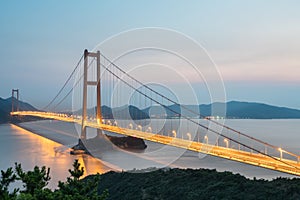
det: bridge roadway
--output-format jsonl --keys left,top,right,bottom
{"left": 11, "top": 111, "right": 300, "bottom": 176}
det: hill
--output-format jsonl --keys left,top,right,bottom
{"left": 143, "top": 101, "right": 300, "bottom": 119}
{"left": 0, "top": 97, "right": 38, "bottom": 123}
{"left": 2, "top": 160, "right": 300, "bottom": 200}
{"left": 74, "top": 105, "right": 150, "bottom": 120}
{"left": 201, "top": 101, "right": 300, "bottom": 119}
{"left": 106, "top": 105, "right": 149, "bottom": 120}
{"left": 2, "top": 97, "right": 300, "bottom": 123}
{"left": 94, "top": 168, "right": 300, "bottom": 200}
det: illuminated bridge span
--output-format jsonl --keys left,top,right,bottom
{"left": 11, "top": 49, "right": 300, "bottom": 176}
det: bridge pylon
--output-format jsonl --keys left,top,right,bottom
{"left": 11, "top": 89, "right": 19, "bottom": 112}
{"left": 81, "top": 49, "right": 102, "bottom": 140}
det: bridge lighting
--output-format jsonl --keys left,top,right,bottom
{"left": 113, "top": 121, "right": 118, "bottom": 126}
{"left": 10, "top": 41, "right": 300, "bottom": 176}
{"left": 204, "top": 135, "right": 208, "bottom": 144}
{"left": 137, "top": 125, "right": 142, "bottom": 131}
{"left": 278, "top": 147, "right": 283, "bottom": 160}
{"left": 224, "top": 138, "right": 229, "bottom": 148}
{"left": 186, "top": 133, "right": 192, "bottom": 141}
{"left": 146, "top": 127, "right": 152, "bottom": 133}
{"left": 172, "top": 130, "right": 176, "bottom": 138}
{"left": 102, "top": 119, "right": 105, "bottom": 124}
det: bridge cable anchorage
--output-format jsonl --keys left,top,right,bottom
{"left": 43, "top": 54, "right": 84, "bottom": 111}
{"left": 100, "top": 52, "right": 300, "bottom": 171}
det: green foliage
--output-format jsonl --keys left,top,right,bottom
{"left": 56, "top": 159, "right": 108, "bottom": 200}
{"left": 0, "top": 167, "right": 18, "bottom": 199}
{"left": 0, "top": 159, "right": 108, "bottom": 200}
{"left": 15, "top": 163, "right": 51, "bottom": 195}
{"left": 4, "top": 160, "right": 300, "bottom": 200}
{"left": 69, "top": 159, "right": 84, "bottom": 181}
{"left": 97, "top": 168, "right": 300, "bottom": 200}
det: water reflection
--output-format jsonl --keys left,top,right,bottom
{"left": 2, "top": 124, "right": 111, "bottom": 189}
{"left": 3, "top": 119, "right": 300, "bottom": 182}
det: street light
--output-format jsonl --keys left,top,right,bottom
{"left": 204, "top": 135, "right": 208, "bottom": 144}
{"left": 146, "top": 126, "right": 152, "bottom": 133}
{"left": 264, "top": 145, "right": 267, "bottom": 155}
{"left": 113, "top": 121, "right": 118, "bottom": 126}
{"left": 172, "top": 130, "right": 176, "bottom": 138}
{"left": 128, "top": 123, "right": 133, "bottom": 129}
{"left": 186, "top": 133, "right": 192, "bottom": 141}
{"left": 224, "top": 138, "right": 229, "bottom": 148}
{"left": 136, "top": 125, "right": 142, "bottom": 131}
{"left": 278, "top": 147, "right": 283, "bottom": 160}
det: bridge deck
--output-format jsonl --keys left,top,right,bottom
{"left": 11, "top": 111, "right": 300, "bottom": 176}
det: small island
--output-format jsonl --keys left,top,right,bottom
{"left": 71, "top": 134, "right": 147, "bottom": 155}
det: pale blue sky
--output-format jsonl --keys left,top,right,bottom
{"left": 1, "top": 1, "right": 300, "bottom": 109}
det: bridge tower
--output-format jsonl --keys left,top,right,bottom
{"left": 81, "top": 49, "right": 102, "bottom": 140}
{"left": 11, "top": 89, "right": 19, "bottom": 112}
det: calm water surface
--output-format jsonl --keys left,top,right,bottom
{"left": 1, "top": 119, "right": 300, "bottom": 189}
{"left": 0, "top": 123, "right": 111, "bottom": 189}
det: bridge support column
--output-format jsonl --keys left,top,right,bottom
{"left": 81, "top": 49, "right": 102, "bottom": 140}
{"left": 12, "top": 89, "right": 19, "bottom": 112}
{"left": 96, "top": 50, "right": 102, "bottom": 137}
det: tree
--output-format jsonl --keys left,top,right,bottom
{"left": 56, "top": 159, "right": 108, "bottom": 200}
{"left": 0, "top": 167, "right": 18, "bottom": 200}
{"left": 15, "top": 163, "right": 51, "bottom": 195}
{"left": 0, "top": 160, "right": 108, "bottom": 200}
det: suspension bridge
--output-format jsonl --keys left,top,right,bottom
{"left": 11, "top": 49, "right": 300, "bottom": 176}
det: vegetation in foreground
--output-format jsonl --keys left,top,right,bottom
{"left": 97, "top": 168, "right": 300, "bottom": 200}
{"left": 2, "top": 161, "right": 300, "bottom": 200}
{"left": 0, "top": 160, "right": 108, "bottom": 200}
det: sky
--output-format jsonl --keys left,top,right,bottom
{"left": 1, "top": 0, "right": 300, "bottom": 109}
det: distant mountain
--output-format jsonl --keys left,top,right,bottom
{"left": 74, "top": 105, "right": 149, "bottom": 120}
{"left": 0, "top": 97, "right": 38, "bottom": 123}
{"left": 111, "top": 105, "right": 149, "bottom": 120}
{"left": 144, "top": 101, "right": 300, "bottom": 119}
{"left": 223, "top": 101, "right": 300, "bottom": 119}
{"left": 72, "top": 101, "right": 300, "bottom": 120}
{"left": 2, "top": 97, "right": 300, "bottom": 123}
